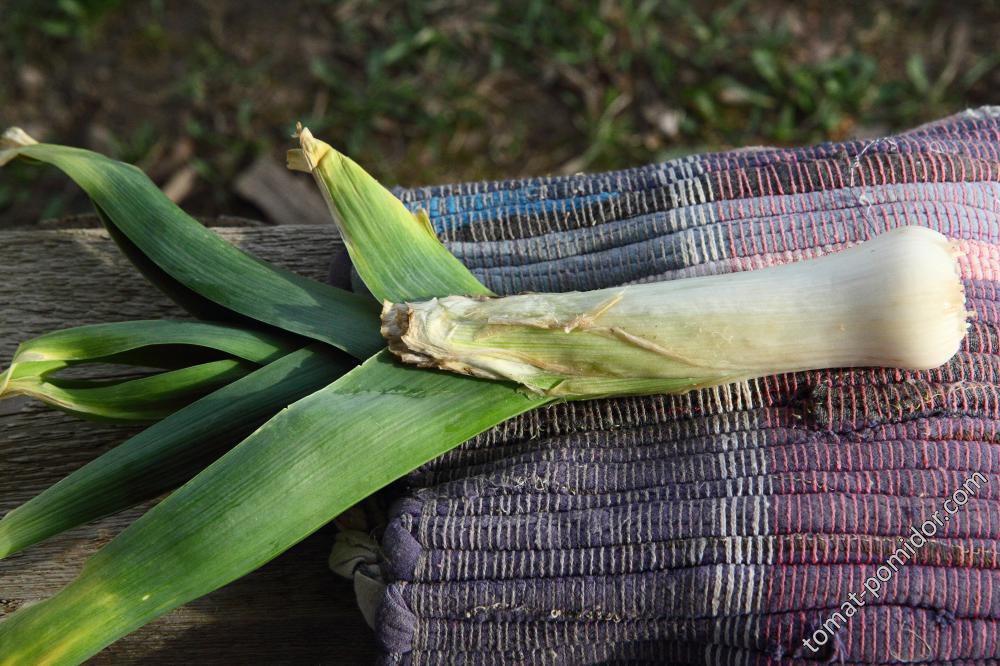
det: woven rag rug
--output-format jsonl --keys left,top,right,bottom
{"left": 342, "top": 108, "right": 1000, "bottom": 664}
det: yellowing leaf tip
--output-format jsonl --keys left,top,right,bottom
{"left": 293, "top": 124, "right": 333, "bottom": 173}
{"left": 0, "top": 127, "right": 39, "bottom": 167}
{"left": 1, "top": 127, "right": 38, "bottom": 149}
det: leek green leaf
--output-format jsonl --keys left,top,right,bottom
{"left": 1, "top": 320, "right": 299, "bottom": 421}
{"left": 291, "top": 127, "right": 491, "bottom": 303}
{"left": 0, "top": 345, "right": 351, "bottom": 558}
{"left": 7, "top": 319, "right": 296, "bottom": 367}
{"left": 1, "top": 134, "right": 383, "bottom": 360}
{"left": 0, "top": 353, "right": 544, "bottom": 664}
{"left": 0, "top": 130, "right": 548, "bottom": 664}
{"left": 97, "top": 208, "right": 261, "bottom": 326}
{"left": 4, "top": 359, "right": 255, "bottom": 422}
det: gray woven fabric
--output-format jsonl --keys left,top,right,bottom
{"left": 368, "top": 108, "right": 1000, "bottom": 664}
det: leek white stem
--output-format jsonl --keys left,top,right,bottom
{"left": 382, "top": 227, "right": 969, "bottom": 399}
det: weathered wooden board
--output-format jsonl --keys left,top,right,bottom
{"left": 0, "top": 224, "right": 375, "bottom": 664}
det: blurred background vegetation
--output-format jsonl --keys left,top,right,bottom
{"left": 1, "top": 0, "right": 997, "bottom": 226}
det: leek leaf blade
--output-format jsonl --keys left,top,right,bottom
{"left": 7, "top": 359, "right": 255, "bottom": 422}
{"left": 8, "top": 319, "right": 297, "bottom": 367}
{"left": 292, "top": 129, "right": 492, "bottom": 303}
{"left": 3, "top": 141, "right": 383, "bottom": 359}
{"left": 97, "top": 207, "right": 253, "bottom": 325}
{"left": 0, "top": 353, "right": 545, "bottom": 664}
{"left": 0, "top": 345, "right": 351, "bottom": 558}
{"left": 0, "top": 130, "right": 548, "bottom": 664}
{"left": 1, "top": 320, "right": 300, "bottom": 421}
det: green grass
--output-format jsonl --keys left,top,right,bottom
{"left": 0, "top": 0, "right": 997, "bottom": 224}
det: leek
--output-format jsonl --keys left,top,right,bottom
{"left": 383, "top": 226, "right": 969, "bottom": 398}
{"left": 0, "top": 125, "right": 970, "bottom": 665}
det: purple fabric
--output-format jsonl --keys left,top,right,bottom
{"left": 375, "top": 108, "right": 1000, "bottom": 664}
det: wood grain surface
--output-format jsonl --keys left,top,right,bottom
{"left": 0, "top": 224, "right": 375, "bottom": 664}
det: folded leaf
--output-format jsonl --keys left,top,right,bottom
{"left": 4, "top": 359, "right": 255, "bottom": 422}
{"left": 98, "top": 208, "right": 254, "bottom": 325}
{"left": 1, "top": 320, "right": 298, "bottom": 421}
{"left": 1, "top": 133, "right": 383, "bottom": 360}
{"left": 0, "top": 345, "right": 351, "bottom": 558}
{"left": 7, "top": 319, "right": 296, "bottom": 367}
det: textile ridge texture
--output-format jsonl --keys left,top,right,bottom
{"left": 374, "top": 108, "right": 1000, "bottom": 664}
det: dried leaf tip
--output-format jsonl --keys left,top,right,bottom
{"left": 0, "top": 127, "right": 38, "bottom": 167}
{"left": 1, "top": 127, "right": 38, "bottom": 149}
{"left": 286, "top": 124, "right": 332, "bottom": 174}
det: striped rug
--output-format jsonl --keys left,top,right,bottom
{"left": 373, "top": 108, "right": 1000, "bottom": 664}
